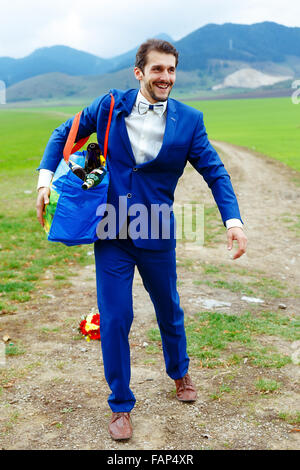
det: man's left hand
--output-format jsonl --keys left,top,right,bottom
{"left": 227, "top": 227, "right": 247, "bottom": 260}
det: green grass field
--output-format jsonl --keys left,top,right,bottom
{"left": 187, "top": 97, "right": 300, "bottom": 172}
{"left": 0, "top": 106, "right": 88, "bottom": 172}
{"left": 0, "top": 105, "right": 91, "bottom": 314}
{"left": 1, "top": 96, "right": 299, "bottom": 174}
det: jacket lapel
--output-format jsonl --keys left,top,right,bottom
{"left": 162, "top": 97, "right": 177, "bottom": 150}
{"left": 116, "top": 89, "right": 138, "bottom": 163}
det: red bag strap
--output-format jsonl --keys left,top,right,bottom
{"left": 103, "top": 93, "right": 115, "bottom": 161}
{"left": 63, "top": 92, "right": 115, "bottom": 162}
{"left": 63, "top": 111, "right": 87, "bottom": 162}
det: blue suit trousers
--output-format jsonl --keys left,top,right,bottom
{"left": 94, "top": 238, "right": 190, "bottom": 412}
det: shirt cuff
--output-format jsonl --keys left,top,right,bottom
{"left": 37, "top": 169, "right": 54, "bottom": 190}
{"left": 225, "top": 218, "right": 244, "bottom": 230}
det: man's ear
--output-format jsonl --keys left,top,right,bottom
{"left": 134, "top": 67, "right": 143, "bottom": 81}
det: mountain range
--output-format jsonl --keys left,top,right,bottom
{"left": 1, "top": 22, "right": 300, "bottom": 102}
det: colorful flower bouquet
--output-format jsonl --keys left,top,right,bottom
{"left": 79, "top": 312, "right": 100, "bottom": 342}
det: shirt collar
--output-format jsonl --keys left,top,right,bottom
{"left": 134, "top": 90, "right": 168, "bottom": 115}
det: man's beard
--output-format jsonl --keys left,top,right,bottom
{"left": 146, "top": 81, "right": 172, "bottom": 102}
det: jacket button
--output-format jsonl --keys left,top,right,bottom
{"left": 133, "top": 167, "right": 138, "bottom": 172}
{"left": 127, "top": 193, "right": 132, "bottom": 198}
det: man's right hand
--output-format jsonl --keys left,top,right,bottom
{"left": 36, "top": 187, "right": 50, "bottom": 227}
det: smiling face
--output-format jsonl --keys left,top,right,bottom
{"left": 134, "top": 50, "right": 176, "bottom": 103}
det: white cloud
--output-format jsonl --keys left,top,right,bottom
{"left": 36, "top": 11, "right": 86, "bottom": 50}
{"left": 0, "top": 0, "right": 299, "bottom": 58}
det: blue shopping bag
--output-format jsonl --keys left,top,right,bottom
{"left": 43, "top": 93, "right": 115, "bottom": 246}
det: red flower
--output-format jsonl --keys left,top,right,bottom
{"left": 89, "top": 330, "right": 101, "bottom": 341}
{"left": 78, "top": 313, "right": 101, "bottom": 341}
{"left": 79, "top": 319, "right": 88, "bottom": 336}
{"left": 91, "top": 314, "right": 100, "bottom": 326}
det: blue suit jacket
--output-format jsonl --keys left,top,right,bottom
{"left": 38, "top": 88, "right": 243, "bottom": 250}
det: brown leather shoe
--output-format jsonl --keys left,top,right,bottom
{"left": 174, "top": 373, "right": 197, "bottom": 402}
{"left": 108, "top": 412, "right": 133, "bottom": 440}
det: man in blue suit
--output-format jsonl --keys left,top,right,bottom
{"left": 36, "top": 39, "right": 247, "bottom": 441}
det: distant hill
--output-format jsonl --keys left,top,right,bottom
{"left": 212, "top": 67, "right": 292, "bottom": 90}
{"left": 5, "top": 70, "right": 136, "bottom": 102}
{"left": 2, "top": 22, "right": 300, "bottom": 102}
{"left": 5, "top": 68, "right": 206, "bottom": 102}
{"left": 176, "top": 21, "right": 300, "bottom": 69}
{"left": 0, "top": 34, "right": 174, "bottom": 87}
{"left": 94, "top": 22, "right": 300, "bottom": 75}
{"left": 0, "top": 46, "right": 113, "bottom": 87}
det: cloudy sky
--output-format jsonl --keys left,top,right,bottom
{"left": 1, "top": 0, "right": 300, "bottom": 59}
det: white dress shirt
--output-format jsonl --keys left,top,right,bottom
{"left": 37, "top": 90, "right": 243, "bottom": 230}
{"left": 124, "top": 91, "right": 167, "bottom": 164}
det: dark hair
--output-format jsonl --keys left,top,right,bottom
{"left": 135, "top": 39, "right": 179, "bottom": 72}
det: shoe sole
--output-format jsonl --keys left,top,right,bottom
{"left": 109, "top": 432, "right": 132, "bottom": 441}
{"left": 176, "top": 396, "right": 197, "bottom": 402}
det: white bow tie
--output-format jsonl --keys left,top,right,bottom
{"left": 138, "top": 101, "right": 165, "bottom": 116}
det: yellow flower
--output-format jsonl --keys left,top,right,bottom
{"left": 86, "top": 313, "right": 94, "bottom": 323}
{"left": 85, "top": 322, "right": 99, "bottom": 332}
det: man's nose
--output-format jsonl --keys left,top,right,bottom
{"left": 159, "top": 70, "right": 171, "bottom": 82}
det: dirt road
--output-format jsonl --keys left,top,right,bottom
{"left": 0, "top": 141, "right": 299, "bottom": 450}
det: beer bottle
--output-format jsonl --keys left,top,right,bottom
{"left": 82, "top": 167, "right": 107, "bottom": 190}
{"left": 68, "top": 160, "right": 86, "bottom": 181}
{"left": 85, "top": 143, "right": 101, "bottom": 173}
